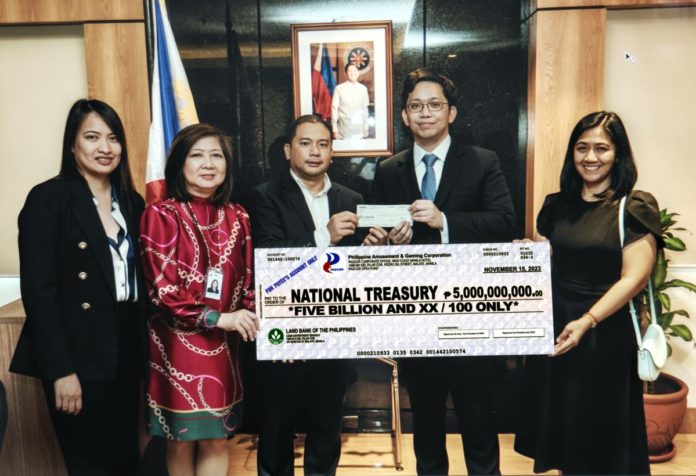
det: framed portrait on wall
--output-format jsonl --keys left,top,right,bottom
{"left": 291, "top": 21, "right": 393, "bottom": 157}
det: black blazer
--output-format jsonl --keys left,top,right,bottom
{"left": 10, "top": 175, "right": 145, "bottom": 382}
{"left": 249, "top": 171, "right": 363, "bottom": 248}
{"left": 371, "top": 139, "right": 515, "bottom": 244}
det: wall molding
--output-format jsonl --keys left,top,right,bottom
{"left": 532, "top": 0, "right": 696, "bottom": 11}
{"left": 0, "top": 0, "right": 143, "bottom": 24}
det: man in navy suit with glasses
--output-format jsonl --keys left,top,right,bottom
{"left": 365, "top": 68, "right": 515, "bottom": 475}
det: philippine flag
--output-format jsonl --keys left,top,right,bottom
{"left": 146, "top": 0, "right": 199, "bottom": 204}
{"left": 311, "top": 43, "right": 335, "bottom": 120}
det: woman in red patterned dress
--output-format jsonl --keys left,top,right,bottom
{"left": 140, "top": 123, "right": 259, "bottom": 476}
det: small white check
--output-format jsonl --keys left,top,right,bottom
{"left": 357, "top": 204, "right": 412, "bottom": 228}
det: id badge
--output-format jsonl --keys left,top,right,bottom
{"left": 205, "top": 268, "right": 223, "bottom": 300}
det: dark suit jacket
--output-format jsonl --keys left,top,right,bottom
{"left": 250, "top": 171, "right": 363, "bottom": 248}
{"left": 10, "top": 175, "right": 145, "bottom": 382}
{"left": 371, "top": 139, "right": 515, "bottom": 244}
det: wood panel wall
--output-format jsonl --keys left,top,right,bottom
{"left": 525, "top": 8, "right": 606, "bottom": 236}
{"left": 84, "top": 22, "right": 150, "bottom": 192}
{"left": 533, "top": 0, "right": 696, "bottom": 9}
{"left": 0, "top": 0, "right": 143, "bottom": 24}
{"left": 0, "top": 0, "right": 149, "bottom": 194}
{"left": 0, "top": 1, "right": 149, "bottom": 472}
{"left": 524, "top": 0, "right": 695, "bottom": 238}
{"left": 0, "top": 302, "right": 66, "bottom": 476}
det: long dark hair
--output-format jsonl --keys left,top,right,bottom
{"left": 560, "top": 111, "right": 638, "bottom": 203}
{"left": 165, "top": 123, "right": 235, "bottom": 206}
{"left": 60, "top": 98, "right": 137, "bottom": 218}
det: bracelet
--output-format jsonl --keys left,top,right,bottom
{"left": 583, "top": 312, "right": 599, "bottom": 328}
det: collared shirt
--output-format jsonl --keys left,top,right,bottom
{"left": 93, "top": 193, "right": 138, "bottom": 302}
{"left": 290, "top": 169, "right": 332, "bottom": 247}
{"left": 412, "top": 135, "right": 451, "bottom": 243}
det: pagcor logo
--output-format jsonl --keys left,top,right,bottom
{"left": 323, "top": 252, "right": 346, "bottom": 274}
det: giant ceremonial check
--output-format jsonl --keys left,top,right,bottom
{"left": 255, "top": 242, "right": 554, "bottom": 360}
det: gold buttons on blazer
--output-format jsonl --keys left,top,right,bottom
{"left": 78, "top": 272, "right": 87, "bottom": 280}
{"left": 78, "top": 241, "right": 88, "bottom": 250}
{"left": 81, "top": 302, "right": 91, "bottom": 311}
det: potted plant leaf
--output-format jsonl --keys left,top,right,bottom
{"left": 640, "top": 209, "right": 695, "bottom": 462}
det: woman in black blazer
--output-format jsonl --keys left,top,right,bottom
{"left": 10, "top": 99, "right": 145, "bottom": 475}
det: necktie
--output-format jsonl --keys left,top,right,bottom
{"left": 421, "top": 153, "right": 437, "bottom": 201}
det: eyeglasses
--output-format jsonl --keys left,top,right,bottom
{"left": 406, "top": 101, "right": 449, "bottom": 113}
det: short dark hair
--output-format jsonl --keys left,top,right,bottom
{"left": 400, "top": 68, "right": 458, "bottom": 110}
{"left": 286, "top": 114, "right": 333, "bottom": 143}
{"left": 60, "top": 98, "right": 137, "bottom": 218}
{"left": 560, "top": 111, "right": 637, "bottom": 203}
{"left": 165, "top": 123, "right": 235, "bottom": 206}
{"left": 344, "top": 62, "right": 358, "bottom": 74}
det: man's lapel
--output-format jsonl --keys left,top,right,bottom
{"left": 281, "top": 172, "right": 315, "bottom": 232}
{"left": 435, "top": 141, "right": 466, "bottom": 207}
{"left": 395, "top": 149, "right": 422, "bottom": 200}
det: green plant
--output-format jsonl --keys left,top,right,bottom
{"left": 641, "top": 209, "right": 696, "bottom": 356}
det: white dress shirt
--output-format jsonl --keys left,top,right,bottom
{"left": 93, "top": 194, "right": 138, "bottom": 302}
{"left": 290, "top": 169, "right": 333, "bottom": 247}
{"left": 412, "top": 135, "right": 451, "bottom": 243}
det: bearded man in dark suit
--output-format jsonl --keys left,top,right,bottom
{"left": 250, "top": 114, "right": 362, "bottom": 476}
